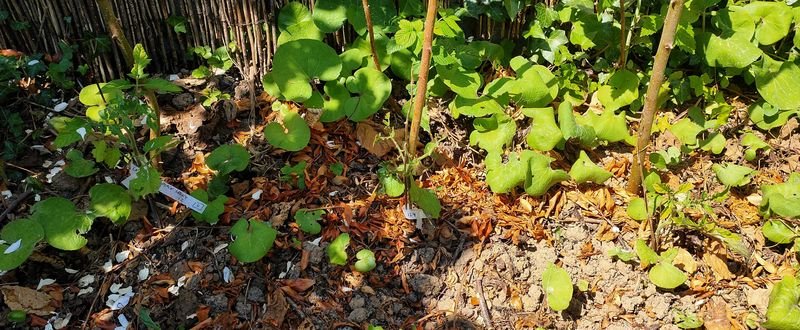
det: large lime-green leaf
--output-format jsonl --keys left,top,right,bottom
{"left": 327, "top": 233, "right": 350, "bottom": 265}
{"left": 30, "top": 197, "right": 93, "bottom": 251}
{"left": 761, "top": 172, "right": 800, "bottom": 218}
{"left": 712, "top": 163, "right": 756, "bottom": 187}
{"left": 762, "top": 275, "right": 800, "bottom": 330}
{"left": 597, "top": 70, "right": 639, "bottom": 112}
{"left": 508, "top": 56, "right": 558, "bottom": 107}
{"left": 525, "top": 152, "right": 569, "bottom": 196}
{"left": 648, "top": 261, "right": 687, "bottom": 289}
{"left": 469, "top": 113, "right": 516, "bottom": 154}
{"left": 523, "top": 107, "right": 563, "bottom": 151}
{"left": 229, "top": 218, "right": 277, "bottom": 263}
{"left": 409, "top": 183, "right": 441, "bottom": 219}
{"left": 449, "top": 95, "right": 506, "bottom": 118}
{"left": 762, "top": 219, "right": 797, "bottom": 244}
{"left": 0, "top": 219, "right": 44, "bottom": 271}
{"left": 312, "top": 0, "right": 347, "bottom": 33}
{"left": 741, "top": 1, "right": 793, "bottom": 46}
{"left": 271, "top": 39, "right": 342, "bottom": 102}
{"left": 754, "top": 58, "right": 800, "bottom": 110}
{"left": 485, "top": 151, "right": 531, "bottom": 193}
{"left": 437, "top": 66, "right": 482, "bottom": 98}
{"left": 670, "top": 118, "right": 704, "bottom": 146}
{"left": 207, "top": 144, "right": 250, "bottom": 175}
{"left": 576, "top": 110, "right": 634, "bottom": 144}
{"left": 90, "top": 184, "right": 132, "bottom": 224}
{"left": 344, "top": 67, "right": 392, "bottom": 122}
{"left": 78, "top": 83, "right": 123, "bottom": 122}
{"left": 569, "top": 151, "right": 612, "bottom": 184}
{"left": 541, "top": 263, "right": 573, "bottom": 311}
{"left": 264, "top": 106, "right": 311, "bottom": 151}
{"left": 700, "top": 32, "right": 762, "bottom": 69}
{"left": 277, "top": 2, "right": 323, "bottom": 45}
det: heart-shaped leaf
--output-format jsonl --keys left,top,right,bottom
{"left": 409, "top": 182, "right": 441, "bottom": 219}
{"left": 627, "top": 197, "right": 648, "bottom": 221}
{"left": 741, "top": 132, "right": 770, "bottom": 162}
{"left": 378, "top": 165, "right": 405, "bottom": 197}
{"left": 271, "top": 39, "right": 342, "bottom": 102}
{"left": 648, "top": 261, "right": 687, "bottom": 289}
{"left": 264, "top": 105, "right": 311, "bottom": 151}
{"left": 569, "top": 151, "right": 612, "bottom": 184}
{"left": 541, "top": 263, "right": 573, "bottom": 311}
{"left": 761, "top": 173, "right": 800, "bottom": 218}
{"left": 190, "top": 190, "right": 227, "bottom": 224}
{"left": 762, "top": 219, "right": 797, "bottom": 244}
{"left": 670, "top": 118, "right": 704, "bottom": 146}
{"left": 699, "top": 32, "right": 762, "bottom": 69}
{"left": 712, "top": 163, "right": 756, "bottom": 187}
{"left": 30, "top": 197, "right": 93, "bottom": 251}
{"left": 78, "top": 83, "right": 123, "bottom": 121}
{"left": 450, "top": 95, "right": 506, "bottom": 118}
{"left": 576, "top": 109, "right": 634, "bottom": 144}
{"left": 635, "top": 239, "right": 660, "bottom": 268}
{"left": 312, "top": 0, "right": 347, "bottom": 33}
{"left": 295, "top": 209, "right": 325, "bottom": 235}
{"left": 525, "top": 152, "right": 569, "bottom": 196}
{"left": 469, "top": 113, "right": 516, "bottom": 154}
{"left": 524, "top": 107, "right": 563, "bottom": 151}
{"left": 754, "top": 58, "right": 800, "bottom": 110}
{"left": 327, "top": 233, "right": 350, "bottom": 266}
{"left": 0, "top": 219, "right": 44, "bottom": 271}
{"left": 741, "top": 1, "right": 793, "bottom": 46}
{"left": 229, "top": 218, "right": 277, "bottom": 263}
{"left": 343, "top": 67, "right": 392, "bottom": 122}
{"left": 437, "top": 66, "right": 482, "bottom": 98}
{"left": 64, "top": 149, "right": 98, "bottom": 178}
{"left": 354, "top": 249, "right": 376, "bottom": 272}
{"left": 597, "top": 70, "right": 639, "bottom": 112}
{"left": 207, "top": 144, "right": 250, "bottom": 176}
{"left": 90, "top": 184, "right": 132, "bottom": 224}
{"left": 507, "top": 57, "right": 558, "bottom": 107}
{"left": 276, "top": 2, "right": 323, "bottom": 45}
{"left": 747, "top": 102, "right": 796, "bottom": 131}
{"left": 485, "top": 151, "right": 531, "bottom": 194}
{"left": 762, "top": 275, "right": 800, "bottom": 330}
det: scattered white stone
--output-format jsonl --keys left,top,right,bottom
{"left": 102, "top": 260, "right": 113, "bottom": 273}
{"left": 104, "top": 176, "right": 114, "bottom": 184}
{"left": 0, "top": 190, "right": 11, "bottom": 199}
{"left": 53, "top": 102, "right": 68, "bottom": 112}
{"left": 326, "top": 141, "right": 337, "bottom": 148}
{"left": 223, "top": 266, "right": 233, "bottom": 283}
{"left": 32, "top": 145, "right": 50, "bottom": 154}
{"left": 24, "top": 129, "right": 32, "bottom": 134}
{"left": 168, "top": 275, "right": 188, "bottom": 296}
{"left": 611, "top": 226, "right": 621, "bottom": 233}
{"left": 4, "top": 239, "right": 22, "bottom": 254}
{"left": 137, "top": 267, "right": 150, "bottom": 282}
{"left": 168, "top": 74, "right": 179, "bottom": 81}
{"left": 64, "top": 268, "right": 78, "bottom": 274}
{"left": 328, "top": 191, "right": 338, "bottom": 197}
{"left": 34, "top": 194, "right": 41, "bottom": 202}
{"left": 115, "top": 250, "right": 130, "bottom": 263}
{"left": 27, "top": 59, "right": 40, "bottom": 66}
{"left": 278, "top": 261, "right": 293, "bottom": 279}
{"left": 78, "top": 275, "right": 95, "bottom": 287}
{"left": 55, "top": 160, "right": 65, "bottom": 166}
{"left": 310, "top": 237, "right": 323, "bottom": 246}
{"left": 77, "top": 287, "right": 94, "bottom": 296}
{"left": 50, "top": 313, "right": 71, "bottom": 329}
{"left": 212, "top": 67, "right": 226, "bottom": 75}
{"left": 36, "top": 278, "right": 56, "bottom": 290}
{"left": 106, "top": 285, "right": 134, "bottom": 310}
{"left": 341, "top": 287, "right": 353, "bottom": 293}
{"left": 46, "top": 167, "right": 62, "bottom": 183}
{"left": 42, "top": 160, "right": 53, "bottom": 168}
{"left": 251, "top": 189, "right": 263, "bottom": 200}
{"left": 212, "top": 243, "right": 228, "bottom": 254}
{"left": 186, "top": 313, "right": 197, "bottom": 320}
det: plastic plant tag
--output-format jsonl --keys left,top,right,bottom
{"left": 122, "top": 165, "right": 207, "bottom": 213}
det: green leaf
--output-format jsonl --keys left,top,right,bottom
{"left": 354, "top": 249, "right": 376, "bottom": 272}
{"left": 229, "top": 218, "right": 277, "bottom": 263}
{"left": 343, "top": 67, "right": 392, "bottom": 122}
{"left": 648, "top": 262, "right": 687, "bottom": 289}
{"left": 207, "top": 144, "right": 250, "bottom": 175}
{"left": 378, "top": 165, "right": 405, "bottom": 197}
{"left": 78, "top": 83, "right": 122, "bottom": 121}
{"left": 280, "top": 161, "right": 307, "bottom": 189}
{"left": 469, "top": 113, "right": 516, "bottom": 154}
{"left": 558, "top": 101, "right": 597, "bottom": 148}
{"left": 0, "top": 218, "right": 44, "bottom": 271}
{"left": 627, "top": 197, "right": 648, "bottom": 221}
{"left": 192, "top": 66, "right": 212, "bottom": 79}
{"left": 670, "top": 118, "right": 704, "bottom": 146}
{"left": 277, "top": 2, "right": 323, "bottom": 45}
{"left": 541, "top": 263, "right": 573, "bottom": 311}
{"left": 761, "top": 173, "right": 800, "bottom": 218}
{"left": 741, "top": 132, "right": 770, "bottom": 162}
{"left": 264, "top": 106, "right": 311, "bottom": 151}
{"left": 449, "top": 95, "right": 506, "bottom": 118}
{"left": 674, "top": 311, "right": 704, "bottom": 329}
{"left": 64, "top": 149, "right": 98, "bottom": 178}
{"left": 166, "top": 15, "right": 187, "bottom": 34}
{"left": 142, "top": 78, "right": 181, "bottom": 93}
{"left": 138, "top": 308, "right": 162, "bottom": 330}
{"left": 508, "top": 57, "right": 558, "bottom": 107}
{"left": 576, "top": 109, "right": 634, "bottom": 145}
{"left": 90, "top": 184, "right": 132, "bottom": 224}
{"left": 312, "top": 0, "right": 347, "bottom": 33}
{"left": 190, "top": 190, "right": 227, "bottom": 224}
{"left": 409, "top": 183, "right": 442, "bottom": 219}
{"left": 597, "top": 70, "right": 639, "bottom": 112}
{"left": 320, "top": 79, "right": 351, "bottom": 122}
{"left": 754, "top": 59, "right": 800, "bottom": 110}
{"left": 30, "top": 197, "right": 93, "bottom": 251}
{"left": 569, "top": 151, "right": 612, "bottom": 184}
{"left": 762, "top": 275, "right": 800, "bottom": 330}
{"left": 143, "top": 135, "right": 179, "bottom": 154}
{"left": 712, "top": 163, "right": 756, "bottom": 187}
{"left": 437, "top": 66, "right": 482, "bottom": 98}
{"left": 525, "top": 152, "right": 569, "bottom": 197}
{"left": 524, "top": 107, "right": 563, "bottom": 151}
{"left": 742, "top": 1, "right": 793, "bottom": 46}
{"left": 130, "top": 44, "right": 151, "bottom": 80}
{"left": 346, "top": 0, "right": 396, "bottom": 35}
{"left": 700, "top": 32, "right": 762, "bottom": 69}
{"left": 607, "top": 247, "right": 636, "bottom": 262}
{"left": 635, "top": 239, "right": 660, "bottom": 268}
{"left": 271, "top": 39, "right": 342, "bottom": 102}
{"left": 295, "top": 209, "right": 325, "bottom": 235}
{"left": 485, "top": 152, "right": 530, "bottom": 193}
{"left": 327, "top": 233, "right": 350, "bottom": 266}
{"left": 699, "top": 132, "right": 726, "bottom": 154}
{"left": 762, "top": 219, "right": 797, "bottom": 244}
{"left": 128, "top": 164, "right": 161, "bottom": 198}
{"left": 747, "top": 102, "right": 795, "bottom": 131}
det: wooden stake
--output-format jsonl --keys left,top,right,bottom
{"left": 407, "top": 0, "right": 437, "bottom": 158}
{"left": 361, "top": 0, "right": 381, "bottom": 71}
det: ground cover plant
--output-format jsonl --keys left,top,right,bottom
{"left": 0, "top": 0, "right": 799, "bottom": 328}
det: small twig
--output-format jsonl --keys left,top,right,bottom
{"left": 475, "top": 277, "right": 493, "bottom": 330}
{"left": 283, "top": 290, "right": 307, "bottom": 319}
{"left": 0, "top": 190, "right": 32, "bottom": 222}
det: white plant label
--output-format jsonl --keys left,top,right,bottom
{"left": 122, "top": 165, "right": 207, "bottom": 213}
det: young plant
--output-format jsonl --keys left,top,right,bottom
{"left": 327, "top": 233, "right": 350, "bottom": 266}
{"left": 541, "top": 263, "right": 573, "bottom": 311}
{"left": 229, "top": 218, "right": 278, "bottom": 263}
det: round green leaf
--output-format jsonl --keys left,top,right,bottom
{"left": 762, "top": 219, "right": 798, "bottom": 244}
{"left": 272, "top": 39, "right": 342, "bottom": 102}
{"left": 508, "top": 58, "right": 558, "bottom": 107}
{"left": 78, "top": 83, "right": 122, "bottom": 121}
{"left": 264, "top": 107, "right": 311, "bottom": 152}
{"left": 207, "top": 144, "right": 250, "bottom": 175}
{"left": 327, "top": 233, "right": 350, "bottom": 266}
{"left": 409, "top": 182, "right": 442, "bottom": 219}
{"left": 597, "top": 70, "right": 639, "bottom": 112}
{"left": 190, "top": 190, "right": 227, "bottom": 224}
{"left": 627, "top": 197, "right": 648, "bottom": 221}
{"left": 90, "top": 183, "right": 132, "bottom": 224}
{"left": 278, "top": 2, "right": 312, "bottom": 31}
{"left": 742, "top": 1, "right": 793, "bottom": 46}
{"left": 229, "top": 218, "right": 277, "bottom": 263}
{"left": 569, "top": 151, "right": 612, "bottom": 184}
{"left": 712, "top": 163, "right": 756, "bottom": 187}
{"left": 313, "top": 0, "right": 347, "bottom": 33}
{"left": 648, "top": 262, "right": 687, "bottom": 289}
{"left": 761, "top": 173, "right": 800, "bottom": 219}
{"left": 747, "top": 102, "right": 795, "bottom": 131}
{"left": 437, "top": 66, "right": 482, "bottom": 98}
{"left": 343, "top": 67, "right": 392, "bottom": 122}
{"left": 485, "top": 151, "right": 531, "bottom": 194}
{"left": 541, "top": 263, "right": 573, "bottom": 311}
{"left": 755, "top": 60, "right": 800, "bottom": 110}
{"left": 700, "top": 32, "right": 762, "bottom": 69}
{"left": 0, "top": 219, "right": 44, "bottom": 271}
{"left": 576, "top": 109, "right": 634, "bottom": 144}
{"left": 450, "top": 95, "right": 506, "bottom": 118}
{"left": 762, "top": 275, "right": 800, "bottom": 330}
{"left": 295, "top": 209, "right": 325, "bottom": 235}
{"left": 469, "top": 113, "right": 517, "bottom": 154}
{"left": 378, "top": 165, "right": 405, "bottom": 197}
{"left": 30, "top": 197, "right": 93, "bottom": 251}
{"left": 354, "top": 249, "right": 376, "bottom": 272}
{"left": 64, "top": 149, "right": 99, "bottom": 178}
